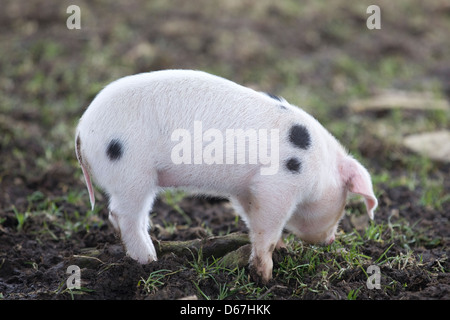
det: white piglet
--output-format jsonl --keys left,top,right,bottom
{"left": 75, "top": 69, "right": 377, "bottom": 282}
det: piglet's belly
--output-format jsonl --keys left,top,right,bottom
{"left": 156, "top": 164, "right": 258, "bottom": 194}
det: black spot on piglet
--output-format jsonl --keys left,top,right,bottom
{"left": 264, "top": 92, "right": 283, "bottom": 102}
{"left": 106, "top": 139, "right": 123, "bottom": 161}
{"left": 286, "top": 157, "right": 302, "bottom": 173}
{"left": 289, "top": 124, "right": 311, "bottom": 150}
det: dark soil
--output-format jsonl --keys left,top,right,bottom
{"left": 1, "top": 174, "right": 449, "bottom": 299}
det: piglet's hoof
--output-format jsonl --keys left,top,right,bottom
{"left": 126, "top": 250, "right": 157, "bottom": 264}
{"left": 249, "top": 255, "right": 274, "bottom": 285}
{"left": 249, "top": 263, "right": 272, "bottom": 286}
{"left": 124, "top": 240, "right": 158, "bottom": 264}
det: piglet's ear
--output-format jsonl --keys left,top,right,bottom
{"left": 339, "top": 155, "right": 378, "bottom": 219}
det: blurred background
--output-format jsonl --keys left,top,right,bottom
{"left": 1, "top": 0, "right": 449, "bottom": 166}
{"left": 1, "top": 0, "right": 449, "bottom": 206}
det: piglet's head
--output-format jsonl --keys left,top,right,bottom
{"left": 286, "top": 154, "right": 377, "bottom": 246}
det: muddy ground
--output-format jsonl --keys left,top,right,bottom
{"left": 0, "top": 0, "right": 449, "bottom": 300}
{"left": 1, "top": 174, "right": 449, "bottom": 300}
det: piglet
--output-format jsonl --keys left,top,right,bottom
{"left": 75, "top": 69, "right": 377, "bottom": 282}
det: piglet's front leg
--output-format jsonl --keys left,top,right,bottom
{"left": 246, "top": 189, "right": 294, "bottom": 283}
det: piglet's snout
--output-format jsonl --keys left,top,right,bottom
{"left": 326, "top": 235, "right": 335, "bottom": 245}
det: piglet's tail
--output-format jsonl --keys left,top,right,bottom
{"left": 75, "top": 134, "right": 95, "bottom": 210}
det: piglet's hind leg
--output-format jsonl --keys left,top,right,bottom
{"left": 109, "top": 191, "right": 157, "bottom": 264}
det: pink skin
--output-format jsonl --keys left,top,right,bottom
{"left": 327, "top": 234, "right": 336, "bottom": 245}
